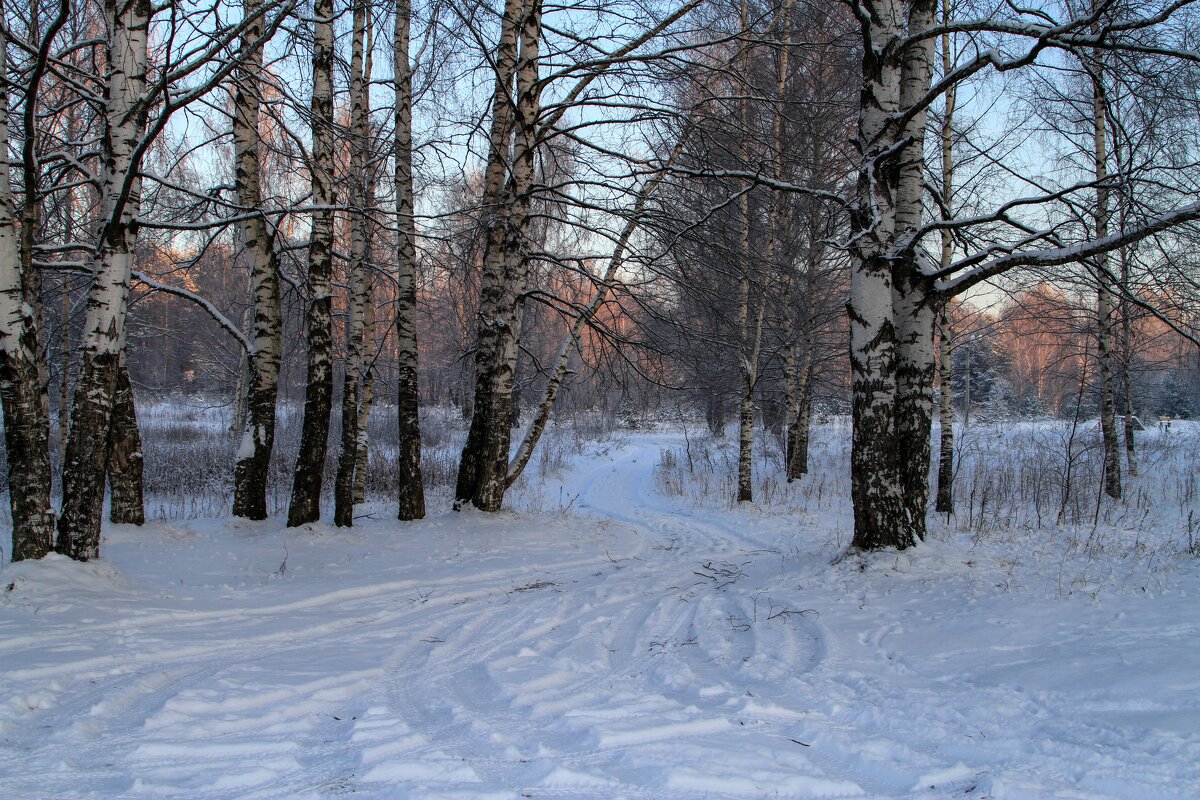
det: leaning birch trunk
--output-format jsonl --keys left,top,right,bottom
{"left": 335, "top": 0, "right": 371, "bottom": 528}
{"left": 455, "top": 0, "right": 541, "bottom": 512}
{"left": 232, "top": 0, "right": 283, "bottom": 520}
{"left": 0, "top": 22, "right": 54, "bottom": 561}
{"left": 57, "top": 0, "right": 151, "bottom": 561}
{"left": 287, "top": 0, "right": 337, "bottom": 526}
{"left": 890, "top": 0, "right": 938, "bottom": 542}
{"left": 394, "top": 0, "right": 426, "bottom": 519}
{"left": 848, "top": 0, "right": 908, "bottom": 551}
{"left": 107, "top": 357, "right": 144, "bottom": 525}
{"left": 506, "top": 143, "right": 680, "bottom": 486}
{"left": 934, "top": 7, "right": 956, "bottom": 515}
{"left": 1089, "top": 23, "right": 1121, "bottom": 500}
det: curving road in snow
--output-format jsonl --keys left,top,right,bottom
{"left": 2, "top": 432, "right": 1199, "bottom": 798}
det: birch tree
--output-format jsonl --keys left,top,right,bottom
{"left": 0, "top": 10, "right": 59, "bottom": 561}
{"left": 232, "top": 0, "right": 284, "bottom": 520}
{"left": 780, "top": 1, "right": 853, "bottom": 481}
{"left": 394, "top": 0, "right": 426, "bottom": 520}
{"left": 335, "top": 0, "right": 372, "bottom": 527}
{"left": 845, "top": 0, "right": 1200, "bottom": 550}
{"left": 454, "top": 0, "right": 542, "bottom": 512}
{"left": 1087, "top": 8, "right": 1122, "bottom": 500}
{"left": 55, "top": 0, "right": 153, "bottom": 560}
{"left": 506, "top": 142, "right": 684, "bottom": 486}
{"left": 731, "top": 0, "right": 763, "bottom": 504}
{"left": 452, "top": 0, "right": 703, "bottom": 512}
{"left": 845, "top": 0, "right": 910, "bottom": 550}
{"left": 933, "top": 0, "right": 956, "bottom": 515}
{"left": 288, "top": 0, "right": 338, "bottom": 527}
{"left": 106, "top": 357, "right": 144, "bottom": 524}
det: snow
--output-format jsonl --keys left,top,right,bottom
{"left": 3, "top": 429, "right": 1200, "bottom": 798}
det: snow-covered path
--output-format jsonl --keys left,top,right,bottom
{"left": 3, "top": 433, "right": 1200, "bottom": 798}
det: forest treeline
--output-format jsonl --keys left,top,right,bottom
{"left": 3, "top": 0, "right": 1200, "bottom": 563}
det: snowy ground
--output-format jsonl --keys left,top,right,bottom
{"left": 3, "top": 429, "right": 1200, "bottom": 798}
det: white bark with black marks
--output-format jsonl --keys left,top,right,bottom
{"left": 57, "top": 0, "right": 151, "bottom": 561}
{"left": 288, "top": 0, "right": 337, "bottom": 527}
{"left": 0, "top": 19, "right": 55, "bottom": 561}
{"left": 1088, "top": 18, "right": 1121, "bottom": 500}
{"left": 456, "top": 0, "right": 542, "bottom": 512}
{"left": 891, "top": 0, "right": 938, "bottom": 541}
{"left": 354, "top": 364, "right": 373, "bottom": 505}
{"left": 734, "top": 0, "right": 760, "bottom": 504}
{"left": 232, "top": 0, "right": 283, "bottom": 521}
{"left": 934, "top": 3, "right": 956, "bottom": 515}
{"left": 848, "top": 0, "right": 909, "bottom": 551}
{"left": 394, "top": 0, "right": 425, "bottom": 520}
{"left": 506, "top": 143, "right": 680, "bottom": 487}
{"left": 107, "top": 357, "right": 144, "bottom": 525}
{"left": 336, "top": 0, "right": 371, "bottom": 528}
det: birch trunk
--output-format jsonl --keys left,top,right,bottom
{"left": 287, "top": 0, "right": 337, "bottom": 527}
{"left": 848, "top": 0, "right": 908, "bottom": 550}
{"left": 893, "top": 270, "right": 935, "bottom": 542}
{"left": 0, "top": 23, "right": 54, "bottom": 560}
{"left": 736, "top": 284, "right": 765, "bottom": 504}
{"left": 786, "top": 188, "right": 821, "bottom": 481}
{"left": 394, "top": 0, "right": 425, "bottom": 520}
{"left": 335, "top": 0, "right": 371, "bottom": 528}
{"left": 232, "top": 0, "right": 283, "bottom": 520}
{"left": 1119, "top": 245, "right": 1137, "bottom": 476}
{"left": 1089, "top": 21, "right": 1121, "bottom": 500}
{"left": 456, "top": 0, "right": 541, "bottom": 512}
{"left": 783, "top": 323, "right": 801, "bottom": 477}
{"left": 934, "top": 1, "right": 955, "bottom": 515}
{"left": 793, "top": 362, "right": 813, "bottom": 474}
{"left": 107, "top": 357, "right": 144, "bottom": 525}
{"left": 734, "top": 0, "right": 758, "bottom": 504}
{"left": 935, "top": 307, "right": 955, "bottom": 513}
{"left": 58, "top": 105, "right": 81, "bottom": 444}
{"left": 354, "top": 364, "right": 373, "bottom": 504}
{"left": 506, "top": 144, "right": 680, "bottom": 487}
{"left": 763, "top": 0, "right": 809, "bottom": 484}
{"left": 57, "top": 0, "right": 151, "bottom": 561}
{"left": 1097, "top": 286, "right": 1121, "bottom": 498}
{"left": 891, "top": 0, "right": 938, "bottom": 542}
{"left": 22, "top": 6, "right": 56, "bottom": 465}
{"left": 734, "top": 251, "right": 756, "bottom": 502}
{"left": 58, "top": 274, "right": 70, "bottom": 441}
{"left": 353, "top": 182, "right": 376, "bottom": 507}
{"left": 455, "top": 0, "right": 522, "bottom": 509}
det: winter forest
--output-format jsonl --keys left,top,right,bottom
{"left": 3, "top": 0, "right": 1200, "bottom": 796}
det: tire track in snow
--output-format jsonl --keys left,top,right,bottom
{"left": 342, "top": 435, "right": 841, "bottom": 797}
